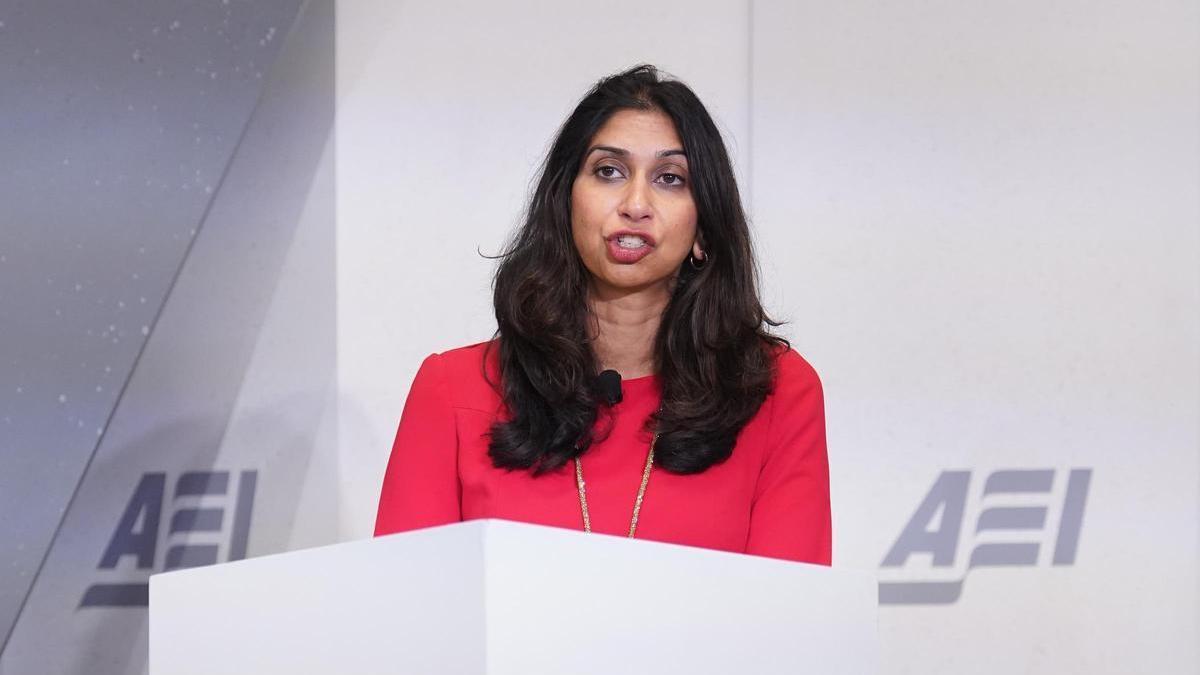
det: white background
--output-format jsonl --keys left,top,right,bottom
{"left": 335, "top": 2, "right": 1198, "bottom": 674}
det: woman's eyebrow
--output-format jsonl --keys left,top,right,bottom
{"left": 585, "top": 145, "right": 688, "bottom": 160}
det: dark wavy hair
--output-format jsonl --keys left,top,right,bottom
{"left": 487, "top": 64, "right": 787, "bottom": 476}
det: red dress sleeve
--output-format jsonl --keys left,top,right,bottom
{"left": 374, "top": 352, "right": 463, "bottom": 536}
{"left": 744, "top": 351, "right": 832, "bottom": 565}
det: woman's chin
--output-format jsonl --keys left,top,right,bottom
{"left": 589, "top": 270, "right": 677, "bottom": 298}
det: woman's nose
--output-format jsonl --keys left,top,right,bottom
{"left": 618, "top": 178, "right": 652, "bottom": 222}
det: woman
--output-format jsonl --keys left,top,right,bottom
{"left": 375, "top": 64, "right": 830, "bottom": 565}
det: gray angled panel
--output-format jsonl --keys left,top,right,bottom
{"left": 0, "top": 0, "right": 304, "bottom": 653}
{"left": 0, "top": 0, "right": 334, "bottom": 672}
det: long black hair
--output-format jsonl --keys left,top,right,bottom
{"left": 487, "top": 64, "right": 787, "bottom": 476}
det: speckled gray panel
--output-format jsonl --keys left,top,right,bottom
{"left": 0, "top": 0, "right": 305, "bottom": 656}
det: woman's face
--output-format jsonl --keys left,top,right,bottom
{"left": 571, "top": 108, "right": 700, "bottom": 297}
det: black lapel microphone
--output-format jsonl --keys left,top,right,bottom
{"left": 595, "top": 369, "right": 623, "bottom": 405}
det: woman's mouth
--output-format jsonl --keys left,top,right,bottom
{"left": 606, "top": 232, "right": 655, "bottom": 263}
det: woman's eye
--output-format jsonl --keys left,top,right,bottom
{"left": 658, "top": 173, "right": 686, "bottom": 186}
{"left": 596, "top": 166, "right": 621, "bottom": 179}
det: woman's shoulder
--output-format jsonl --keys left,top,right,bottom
{"left": 766, "top": 342, "right": 824, "bottom": 402}
{"left": 766, "top": 341, "right": 820, "bottom": 381}
{"left": 433, "top": 339, "right": 497, "bottom": 369}
{"left": 752, "top": 343, "right": 825, "bottom": 443}
{"left": 418, "top": 339, "right": 502, "bottom": 411}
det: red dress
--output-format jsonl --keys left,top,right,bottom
{"left": 374, "top": 340, "right": 831, "bottom": 565}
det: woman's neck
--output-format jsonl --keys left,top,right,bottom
{"left": 587, "top": 281, "right": 670, "bottom": 379}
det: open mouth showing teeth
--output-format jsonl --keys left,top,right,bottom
{"left": 615, "top": 235, "right": 648, "bottom": 249}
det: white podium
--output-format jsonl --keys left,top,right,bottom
{"left": 150, "top": 519, "right": 878, "bottom": 674}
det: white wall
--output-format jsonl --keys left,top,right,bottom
{"left": 336, "top": 2, "right": 1198, "bottom": 673}
{"left": 753, "top": 3, "right": 1197, "bottom": 673}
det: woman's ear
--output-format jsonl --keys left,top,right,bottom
{"left": 691, "top": 239, "right": 705, "bottom": 261}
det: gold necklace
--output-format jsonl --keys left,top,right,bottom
{"left": 573, "top": 432, "right": 657, "bottom": 538}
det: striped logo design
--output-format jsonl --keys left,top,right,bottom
{"left": 80, "top": 470, "right": 257, "bottom": 608}
{"left": 879, "top": 468, "right": 1091, "bottom": 605}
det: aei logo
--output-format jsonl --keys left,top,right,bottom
{"left": 80, "top": 470, "right": 257, "bottom": 608}
{"left": 879, "top": 468, "right": 1091, "bottom": 605}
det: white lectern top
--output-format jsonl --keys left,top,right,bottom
{"left": 150, "top": 519, "right": 878, "bottom": 674}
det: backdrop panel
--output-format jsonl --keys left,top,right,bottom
{"left": 752, "top": 2, "right": 1198, "bottom": 673}
{"left": 0, "top": 0, "right": 303, "bottom": 648}
{"left": 0, "top": 1, "right": 333, "bottom": 673}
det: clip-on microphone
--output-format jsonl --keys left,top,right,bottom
{"left": 595, "top": 369, "right": 623, "bottom": 405}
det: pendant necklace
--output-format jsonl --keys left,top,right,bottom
{"left": 573, "top": 430, "right": 657, "bottom": 538}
